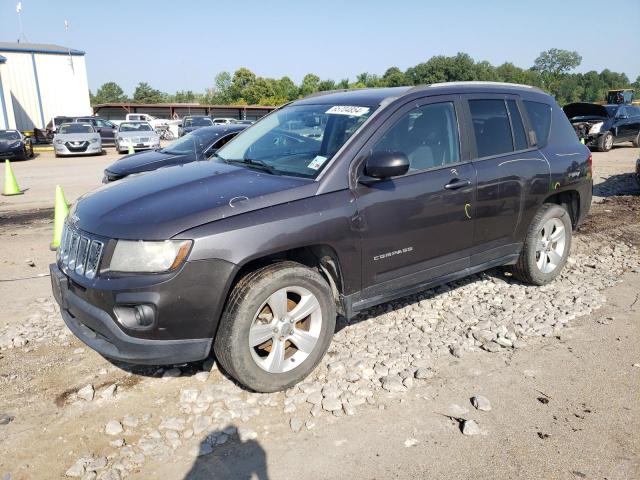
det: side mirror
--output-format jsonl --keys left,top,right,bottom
{"left": 363, "top": 151, "right": 410, "bottom": 180}
{"left": 96, "top": 128, "right": 102, "bottom": 132}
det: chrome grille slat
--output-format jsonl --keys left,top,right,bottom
{"left": 85, "top": 241, "right": 103, "bottom": 279}
{"left": 59, "top": 224, "right": 105, "bottom": 279}
{"left": 75, "top": 237, "right": 90, "bottom": 275}
{"left": 67, "top": 232, "right": 80, "bottom": 270}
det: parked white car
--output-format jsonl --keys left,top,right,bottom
{"left": 113, "top": 114, "right": 169, "bottom": 130}
{"left": 53, "top": 123, "right": 102, "bottom": 157}
{"left": 212, "top": 117, "right": 236, "bottom": 124}
{"left": 115, "top": 121, "right": 160, "bottom": 154}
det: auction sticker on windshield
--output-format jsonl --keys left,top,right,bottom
{"left": 308, "top": 155, "right": 328, "bottom": 170}
{"left": 325, "top": 106, "right": 370, "bottom": 116}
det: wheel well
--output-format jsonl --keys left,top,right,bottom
{"left": 231, "top": 246, "right": 346, "bottom": 315}
{"left": 544, "top": 190, "right": 580, "bottom": 228}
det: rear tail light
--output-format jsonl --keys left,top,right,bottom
{"left": 587, "top": 153, "right": 593, "bottom": 178}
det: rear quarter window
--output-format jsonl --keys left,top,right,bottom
{"left": 523, "top": 101, "right": 551, "bottom": 147}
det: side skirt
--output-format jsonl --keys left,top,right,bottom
{"left": 343, "top": 253, "right": 520, "bottom": 319}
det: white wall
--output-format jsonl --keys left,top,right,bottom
{"left": 0, "top": 51, "right": 91, "bottom": 130}
{"left": 0, "top": 66, "right": 15, "bottom": 130}
{"left": 0, "top": 51, "right": 40, "bottom": 130}
{"left": 35, "top": 53, "right": 91, "bottom": 124}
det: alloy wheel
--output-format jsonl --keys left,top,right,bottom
{"left": 249, "top": 286, "right": 322, "bottom": 373}
{"left": 535, "top": 217, "right": 566, "bottom": 274}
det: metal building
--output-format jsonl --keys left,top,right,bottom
{"left": 93, "top": 103, "right": 277, "bottom": 121}
{"left": 0, "top": 42, "right": 91, "bottom": 131}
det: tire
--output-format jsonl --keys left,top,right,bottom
{"left": 214, "top": 261, "right": 336, "bottom": 392}
{"left": 512, "top": 204, "right": 572, "bottom": 286}
{"left": 632, "top": 131, "right": 640, "bottom": 148}
{"left": 596, "top": 131, "right": 614, "bottom": 152}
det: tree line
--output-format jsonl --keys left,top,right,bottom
{"left": 90, "top": 49, "right": 640, "bottom": 108}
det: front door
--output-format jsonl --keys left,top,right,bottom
{"left": 354, "top": 97, "right": 476, "bottom": 301}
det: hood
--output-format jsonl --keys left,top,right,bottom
{"left": 55, "top": 133, "right": 99, "bottom": 142}
{"left": 563, "top": 103, "right": 610, "bottom": 120}
{"left": 105, "top": 149, "right": 192, "bottom": 176}
{"left": 74, "top": 160, "right": 316, "bottom": 239}
{"left": 0, "top": 139, "right": 22, "bottom": 149}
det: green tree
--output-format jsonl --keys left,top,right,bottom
{"left": 92, "top": 81, "right": 128, "bottom": 104}
{"left": 299, "top": 73, "right": 320, "bottom": 97}
{"left": 229, "top": 68, "right": 257, "bottom": 102}
{"left": 533, "top": 48, "right": 582, "bottom": 76}
{"left": 382, "top": 67, "right": 407, "bottom": 87}
{"left": 133, "top": 82, "right": 164, "bottom": 103}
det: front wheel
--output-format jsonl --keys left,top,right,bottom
{"left": 214, "top": 261, "right": 336, "bottom": 392}
{"left": 597, "top": 132, "right": 614, "bottom": 152}
{"left": 512, "top": 203, "right": 572, "bottom": 285}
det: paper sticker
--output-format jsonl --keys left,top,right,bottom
{"left": 308, "top": 155, "right": 327, "bottom": 170}
{"left": 325, "top": 106, "right": 370, "bottom": 117}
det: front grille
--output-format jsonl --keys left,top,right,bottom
{"left": 65, "top": 141, "right": 89, "bottom": 152}
{"left": 59, "top": 224, "right": 104, "bottom": 279}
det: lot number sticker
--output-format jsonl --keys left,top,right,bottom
{"left": 308, "top": 155, "right": 328, "bottom": 170}
{"left": 326, "top": 106, "right": 370, "bottom": 117}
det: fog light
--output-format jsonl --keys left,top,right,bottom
{"left": 114, "top": 304, "right": 155, "bottom": 329}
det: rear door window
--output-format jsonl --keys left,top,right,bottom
{"left": 506, "top": 100, "right": 528, "bottom": 150}
{"left": 523, "top": 101, "right": 552, "bottom": 146}
{"left": 469, "top": 99, "right": 514, "bottom": 157}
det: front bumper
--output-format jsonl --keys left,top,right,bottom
{"left": 117, "top": 141, "right": 159, "bottom": 152}
{"left": 54, "top": 143, "right": 102, "bottom": 156}
{"left": 0, "top": 146, "right": 26, "bottom": 159}
{"left": 50, "top": 257, "right": 235, "bottom": 365}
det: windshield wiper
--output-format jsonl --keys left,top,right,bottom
{"left": 222, "top": 157, "right": 277, "bottom": 175}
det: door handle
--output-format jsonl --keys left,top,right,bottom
{"left": 444, "top": 178, "right": 471, "bottom": 190}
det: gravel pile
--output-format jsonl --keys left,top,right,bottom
{"left": 63, "top": 240, "right": 639, "bottom": 479}
{"left": 0, "top": 297, "right": 68, "bottom": 351}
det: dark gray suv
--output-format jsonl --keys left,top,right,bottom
{"left": 51, "top": 82, "right": 592, "bottom": 392}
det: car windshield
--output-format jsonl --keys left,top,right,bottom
{"left": 162, "top": 129, "right": 221, "bottom": 155}
{"left": 0, "top": 131, "right": 20, "bottom": 141}
{"left": 185, "top": 117, "right": 213, "bottom": 127}
{"left": 216, "top": 104, "right": 375, "bottom": 178}
{"left": 59, "top": 124, "right": 93, "bottom": 134}
{"left": 120, "top": 122, "right": 153, "bottom": 132}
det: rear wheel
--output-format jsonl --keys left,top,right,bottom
{"left": 512, "top": 204, "right": 572, "bottom": 285}
{"left": 597, "top": 132, "right": 614, "bottom": 152}
{"left": 214, "top": 261, "right": 336, "bottom": 392}
{"left": 632, "top": 131, "right": 640, "bottom": 148}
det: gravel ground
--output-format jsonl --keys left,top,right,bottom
{"left": 0, "top": 145, "right": 638, "bottom": 479}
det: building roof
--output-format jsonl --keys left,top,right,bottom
{"left": 93, "top": 102, "right": 276, "bottom": 110}
{"left": 0, "top": 42, "right": 85, "bottom": 56}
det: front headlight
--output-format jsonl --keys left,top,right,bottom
{"left": 90, "top": 138, "right": 98, "bottom": 143}
{"left": 55, "top": 139, "right": 63, "bottom": 144}
{"left": 589, "top": 122, "right": 603, "bottom": 135}
{"left": 118, "top": 136, "right": 125, "bottom": 142}
{"left": 9, "top": 141, "right": 21, "bottom": 148}
{"left": 108, "top": 240, "right": 192, "bottom": 273}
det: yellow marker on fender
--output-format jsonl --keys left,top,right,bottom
{"left": 554, "top": 182, "right": 561, "bottom": 190}
{"left": 464, "top": 203, "right": 472, "bottom": 219}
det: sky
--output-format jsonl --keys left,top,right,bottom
{"left": 1, "top": 0, "right": 639, "bottom": 96}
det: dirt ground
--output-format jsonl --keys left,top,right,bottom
{"left": 0, "top": 144, "right": 639, "bottom": 480}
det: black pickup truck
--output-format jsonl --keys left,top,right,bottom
{"left": 51, "top": 82, "right": 592, "bottom": 392}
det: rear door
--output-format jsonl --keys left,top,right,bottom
{"left": 463, "top": 94, "right": 550, "bottom": 265}
{"left": 354, "top": 95, "right": 476, "bottom": 300}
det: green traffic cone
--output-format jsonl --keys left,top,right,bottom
{"left": 2, "top": 160, "right": 23, "bottom": 196}
{"left": 50, "top": 185, "right": 70, "bottom": 250}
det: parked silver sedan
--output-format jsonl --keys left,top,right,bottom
{"left": 116, "top": 121, "right": 160, "bottom": 153}
{"left": 53, "top": 123, "right": 102, "bottom": 157}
